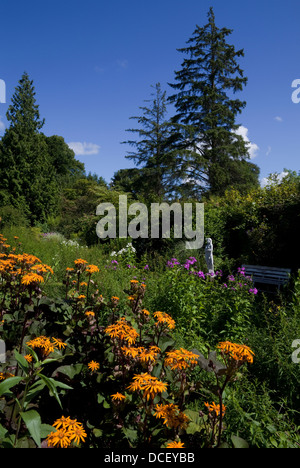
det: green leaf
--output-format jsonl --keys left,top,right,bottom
{"left": 14, "top": 349, "right": 29, "bottom": 375}
{"left": 24, "top": 380, "right": 46, "bottom": 410}
{"left": 38, "top": 374, "right": 64, "bottom": 408}
{"left": 0, "top": 377, "right": 22, "bottom": 397}
{"left": 54, "top": 363, "right": 83, "bottom": 379}
{"left": 40, "top": 424, "right": 55, "bottom": 438}
{"left": 231, "top": 435, "right": 249, "bottom": 448}
{"left": 20, "top": 410, "right": 42, "bottom": 447}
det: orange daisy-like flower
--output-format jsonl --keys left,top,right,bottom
{"left": 154, "top": 404, "right": 189, "bottom": 429}
{"left": 154, "top": 311, "right": 175, "bottom": 330}
{"left": 74, "top": 258, "right": 88, "bottom": 265}
{"left": 24, "top": 354, "right": 33, "bottom": 363}
{"left": 141, "top": 309, "right": 150, "bottom": 316}
{"left": 88, "top": 360, "right": 100, "bottom": 372}
{"left": 86, "top": 264, "right": 99, "bottom": 274}
{"left": 217, "top": 341, "right": 255, "bottom": 364}
{"left": 31, "top": 263, "right": 54, "bottom": 275}
{"left": 0, "top": 372, "right": 14, "bottom": 381}
{"left": 127, "top": 373, "right": 167, "bottom": 401}
{"left": 52, "top": 337, "right": 68, "bottom": 350}
{"left": 85, "top": 311, "right": 95, "bottom": 317}
{"left": 26, "top": 336, "right": 67, "bottom": 359}
{"left": 47, "top": 417, "right": 87, "bottom": 448}
{"left": 204, "top": 401, "right": 226, "bottom": 417}
{"left": 164, "top": 348, "right": 198, "bottom": 370}
{"left": 21, "top": 272, "right": 44, "bottom": 285}
{"left": 139, "top": 346, "right": 161, "bottom": 364}
{"left": 166, "top": 441, "right": 185, "bottom": 448}
{"left": 111, "top": 392, "right": 126, "bottom": 401}
{"left": 105, "top": 317, "right": 139, "bottom": 345}
{"left": 26, "top": 336, "right": 55, "bottom": 359}
{"left": 46, "top": 428, "right": 72, "bottom": 448}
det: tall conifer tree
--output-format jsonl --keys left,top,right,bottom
{"left": 0, "top": 72, "right": 57, "bottom": 222}
{"left": 168, "top": 7, "right": 256, "bottom": 196}
{"left": 123, "top": 83, "right": 173, "bottom": 199}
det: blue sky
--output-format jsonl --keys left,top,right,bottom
{"left": 0, "top": 0, "right": 300, "bottom": 186}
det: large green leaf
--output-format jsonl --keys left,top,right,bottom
{"left": 231, "top": 435, "right": 249, "bottom": 448}
{"left": 38, "top": 374, "right": 72, "bottom": 409}
{"left": 0, "top": 377, "right": 22, "bottom": 397}
{"left": 14, "top": 349, "right": 29, "bottom": 375}
{"left": 20, "top": 410, "right": 42, "bottom": 447}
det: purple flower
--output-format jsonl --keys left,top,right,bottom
{"left": 249, "top": 288, "right": 258, "bottom": 295}
{"left": 228, "top": 275, "right": 235, "bottom": 281}
{"left": 144, "top": 265, "right": 149, "bottom": 270}
{"left": 197, "top": 271, "right": 205, "bottom": 279}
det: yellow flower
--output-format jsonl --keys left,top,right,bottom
{"left": 88, "top": 360, "right": 100, "bottom": 372}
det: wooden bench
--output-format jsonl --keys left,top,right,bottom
{"left": 242, "top": 264, "right": 291, "bottom": 290}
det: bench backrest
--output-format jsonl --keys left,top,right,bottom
{"left": 242, "top": 265, "right": 291, "bottom": 286}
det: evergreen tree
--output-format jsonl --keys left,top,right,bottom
{"left": 0, "top": 72, "right": 57, "bottom": 223}
{"left": 168, "top": 7, "right": 255, "bottom": 196}
{"left": 6, "top": 71, "right": 45, "bottom": 134}
{"left": 122, "top": 83, "right": 173, "bottom": 198}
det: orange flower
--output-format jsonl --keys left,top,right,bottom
{"left": 204, "top": 401, "right": 226, "bottom": 417}
{"left": 86, "top": 264, "right": 99, "bottom": 274}
{"left": 164, "top": 348, "right": 198, "bottom": 370}
{"left": 154, "top": 404, "right": 189, "bottom": 429}
{"left": 111, "top": 392, "right": 126, "bottom": 401}
{"left": 105, "top": 317, "right": 138, "bottom": 345}
{"left": 127, "top": 373, "right": 167, "bottom": 401}
{"left": 154, "top": 311, "right": 175, "bottom": 330}
{"left": 88, "top": 360, "right": 100, "bottom": 372}
{"left": 166, "top": 441, "right": 185, "bottom": 448}
{"left": 47, "top": 417, "right": 87, "bottom": 448}
{"left": 217, "top": 341, "right": 255, "bottom": 364}
{"left": 21, "top": 272, "right": 44, "bottom": 285}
